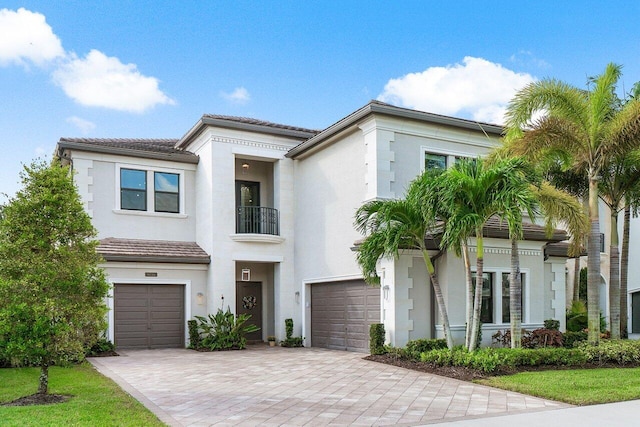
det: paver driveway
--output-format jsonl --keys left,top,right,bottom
{"left": 89, "top": 346, "right": 568, "bottom": 426}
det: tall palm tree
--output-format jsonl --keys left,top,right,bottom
{"left": 354, "top": 170, "right": 454, "bottom": 349}
{"left": 437, "top": 157, "right": 538, "bottom": 350}
{"left": 504, "top": 63, "right": 640, "bottom": 343}
{"left": 599, "top": 151, "right": 640, "bottom": 338}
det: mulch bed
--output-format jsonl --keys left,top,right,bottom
{"left": 365, "top": 354, "right": 488, "bottom": 381}
{"left": 2, "top": 393, "right": 72, "bottom": 407}
{"left": 365, "top": 353, "right": 640, "bottom": 382}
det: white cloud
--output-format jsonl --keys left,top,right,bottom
{"left": 66, "top": 116, "right": 96, "bottom": 134}
{"left": 52, "top": 50, "right": 175, "bottom": 113}
{"left": 377, "top": 56, "right": 536, "bottom": 125}
{"left": 0, "top": 8, "right": 64, "bottom": 67}
{"left": 221, "top": 87, "right": 251, "bottom": 104}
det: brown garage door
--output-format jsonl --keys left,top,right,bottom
{"left": 311, "top": 280, "right": 380, "bottom": 352}
{"left": 114, "top": 284, "right": 185, "bottom": 349}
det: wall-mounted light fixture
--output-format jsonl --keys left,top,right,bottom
{"left": 241, "top": 268, "right": 251, "bottom": 281}
{"left": 295, "top": 291, "right": 300, "bottom": 304}
{"left": 242, "top": 162, "right": 250, "bottom": 174}
{"left": 196, "top": 292, "right": 205, "bottom": 305}
{"left": 383, "top": 285, "right": 390, "bottom": 300}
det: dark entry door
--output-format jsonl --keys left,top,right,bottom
{"left": 236, "top": 181, "right": 260, "bottom": 233}
{"left": 236, "top": 281, "right": 262, "bottom": 341}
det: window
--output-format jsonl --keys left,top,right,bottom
{"left": 425, "top": 152, "right": 447, "bottom": 171}
{"left": 501, "top": 273, "right": 525, "bottom": 324}
{"left": 472, "top": 272, "right": 494, "bottom": 324}
{"left": 117, "top": 165, "right": 184, "bottom": 215}
{"left": 120, "top": 169, "right": 147, "bottom": 211}
{"left": 154, "top": 172, "right": 179, "bottom": 213}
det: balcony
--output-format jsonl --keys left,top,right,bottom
{"left": 236, "top": 206, "right": 279, "bottom": 236}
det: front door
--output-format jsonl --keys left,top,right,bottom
{"left": 236, "top": 281, "right": 262, "bottom": 341}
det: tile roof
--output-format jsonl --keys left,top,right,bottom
{"left": 201, "top": 114, "right": 321, "bottom": 135}
{"left": 57, "top": 138, "right": 199, "bottom": 163}
{"left": 98, "top": 238, "right": 210, "bottom": 264}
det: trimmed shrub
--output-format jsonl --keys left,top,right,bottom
{"left": 405, "top": 338, "right": 447, "bottom": 359}
{"left": 420, "top": 346, "right": 586, "bottom": 373}
{"left": 544, "top": 319, "right": 560, "bottom": 330}
{"left": 281, "top": 318, "right": 304, "bottom": 347}
{"left": 369, "top": 324, "right": 386, "bottom": 355}
{"left": 187, "top": 319, "right": 202, "bottom": 349}
{"left": 86, "top": 338, "right": 116, "bottom": 356}
{"left": 563, "top": 331, "right": 588, "bottom": 348}
{"left": 578, "top": 340, "right": 640, "bottom": 366}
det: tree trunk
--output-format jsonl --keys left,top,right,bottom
{"left": 587, "top": 177, "right": 601, "bottom": 344}
{"left": 462, "top": 242, "right": 473, "bottom": 349}
{"left": 510, "top": 237, "right": 522, "bottom": 348}
{"left": 38, "top": 363, "right": 49, "bottom": 395}
{"left": 468, "top": 232, "right": 484, "bottom": 351}
{"left": 422, "top": 250, "right": 454, "bottom": 349}
{"left": 573, "top": 256, "right": 581, "bottom": 302}
{"left": 609, "top": 212, "right": 621, "bottom": 339}
{"left": 621, "top": 205, "right": 630, "bottom": 338}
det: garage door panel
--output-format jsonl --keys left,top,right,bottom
{"left": 311, "top": 280, "right": 380, "bottom": 352}
{"left": 114, "top": 284, "right": 184, "bottom": 349}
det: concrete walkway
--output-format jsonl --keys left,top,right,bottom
{"left": 88, "top": 346, "right": 569, "bottom": 426}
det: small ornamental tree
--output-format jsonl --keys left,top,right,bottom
{"left": 0, "top": 160, "right": 109, "bottom": 396}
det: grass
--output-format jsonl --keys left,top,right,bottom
{"left": 477, "top": 367, "right": 640, "bottom": 405}
{"left": 0, "top": 363, "right": 165, "bottom": 427}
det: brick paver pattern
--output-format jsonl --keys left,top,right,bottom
{"left": 89, "top": 346, "right": 569, "bottom": 426}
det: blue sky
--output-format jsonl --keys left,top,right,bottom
{"left": 1, "top": 1, "right": 640, "bottom": 200}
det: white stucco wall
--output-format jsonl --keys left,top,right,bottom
{"left": 71, "top": 152, "right": 197, "bottom": 242}
{"left": 183, "top": 126, "right": 302, "bottom": 338}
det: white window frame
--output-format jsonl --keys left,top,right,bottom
{"left": 114, "top": 163, "right": 186, "bottom": 217}
{"left": 470, "top": 268, "right": 530, "bottom": 325}
{"left": 420, "top": 146, "right": 473, "bottom": 172}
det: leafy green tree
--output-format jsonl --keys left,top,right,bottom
{"left": 354, "top": 170, "right": 454, "bottom": 349}
{"left": 504, "top": 63, "right": 640, "bottom": 343}
{"left": 0, "top": 160, "right": 109, "bottom": 395}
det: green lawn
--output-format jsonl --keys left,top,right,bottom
{"left": 0, "top": 363, "right": 165, "bottom": 427}
{"left": 478, "top": 367, "right": 640, "bottom": 405}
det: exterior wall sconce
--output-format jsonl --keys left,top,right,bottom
{"left": 196, "top": 292, "right": 205, "bottom": 305}
{"left": 295, "top": 291, "right": 300, "bottom": 304}
{"left": 241, "top": 268, "right": 251, "bottom": 281}
{"left": 242, "top": 162, "right": 250, "bottom": 174}
{"left": 383, "top": 285, "right": 390, "bottom": 300}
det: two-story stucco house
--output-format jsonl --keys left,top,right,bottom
{"left": 56, "top": 101, "right": 570, "bottom": 351}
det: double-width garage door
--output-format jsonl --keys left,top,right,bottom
{"left": 114, "top": 284, "right": 185, "bottom": 349}
{"left": 311, "top": 280, "right": 380, "bottom": 352}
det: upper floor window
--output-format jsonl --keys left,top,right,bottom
{"left": 116, "top": 165, "right": 184, "bottom": 215}
{"left": 120, "top": 169, "right": 147, "bottom": 211}
{"left": 425, "top": 152, "right": 447, "bottom": 171}
{"left": 154, "top": 172, "right": 179, "bottom": 213}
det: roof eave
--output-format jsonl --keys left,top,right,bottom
{"left": 176, "top": 115, "right": 317, "bottom": 149}
{"left": 100, "top": 254, "right": 211, "bottom": 264}
{"left": 287, "top": 101, "right": 504, "bottom": 158}
{"left": 57, "top": 140, "right": 199, "bottom": 164}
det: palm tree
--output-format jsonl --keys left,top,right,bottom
{"left": 354, "top": 170, "right": 454, "bottom": 349}
{"left": 504, "top": 63, "right": 640, "bottom": 343}
{"left": 437, "top": 157, "right": 538, "bottom": 350}
{"left": 599, "top": 151, "right": 640, "bottom": 338}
